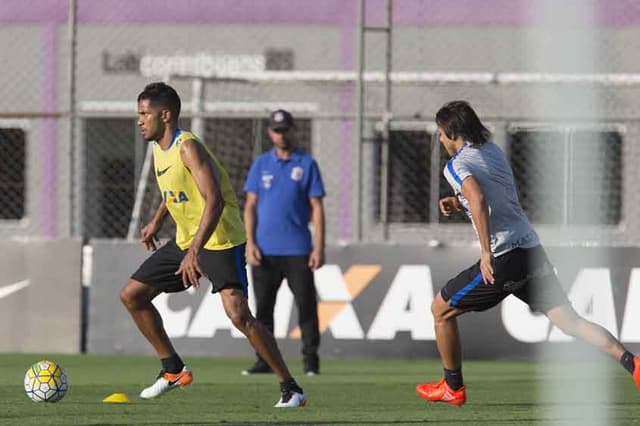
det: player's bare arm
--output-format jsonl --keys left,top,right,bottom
{"left": 308, "top": 196, "right": 325, "bottom": 270}
{"left": 461, "top": 176, "right": 494, "bottom": 284}
{"left": 176, "top": 138, "right": 225, "bottom": 288}
{"left": 140, "top": 201, "right": 168, "bottom": 251}
{"left": 439, "top": 196, "right": 463, "bottom": 216}
{"left": 243, "top": 192, "right": 262, "bottom": 266}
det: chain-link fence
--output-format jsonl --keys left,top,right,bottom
{"left": 3, "top": 0, "right": 640, "bottom": 247}
{"left": 128, "top": 116, "right": 313, "bottom": 241}
{"left": 0, "top": 126, "right": 26, "bottom": 221}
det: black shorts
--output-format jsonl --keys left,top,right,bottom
{"left": 440, "top": 245, "right": 569, "bottom": 313}
{"left": 131, "top": 240, "right": 248, "bottom": 296}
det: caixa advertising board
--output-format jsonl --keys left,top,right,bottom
{"left": 88, "top": 242, "right": 640, "bottom": 359}
{"left": 0, "top": 240, "right": 82, "bottom": 353}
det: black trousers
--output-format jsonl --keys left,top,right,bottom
{"left": 251, "top": 255, "right": 320, "bottom": 368}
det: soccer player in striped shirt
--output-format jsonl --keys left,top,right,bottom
{"left": 416, "top": 100, "right": 639, "bottom": 406}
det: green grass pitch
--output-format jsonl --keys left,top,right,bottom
{"left": 0, "top": 353, "right": 637, "bottom": 425}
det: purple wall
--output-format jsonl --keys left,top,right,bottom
{"left": 2, "top": 0, "right": 639, "bottom": 26}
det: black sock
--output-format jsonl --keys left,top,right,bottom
{"left": 161, "top": 354, "right": 185, "bottom": 374}
{"left": 620, "top": 351, "right": 635, "bottom": 374}
{"left": 444, "top": 368, "right": 464, "bottom": 391}
{"left": 280, "top": 378, "right": 302, "bottom": 393}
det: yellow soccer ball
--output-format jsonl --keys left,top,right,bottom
{"left": 24, "top": 360, "right": 68, "bottom": 402}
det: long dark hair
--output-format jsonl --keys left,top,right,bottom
{"left": 435, "top": 100, "right": 490, "bottom": 145}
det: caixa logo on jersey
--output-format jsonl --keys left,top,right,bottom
{"left": 152, "top": 262, "right": 640, "bottom": 344}
{"left": 163, "top": 190, "right": 189, "bottom": 204}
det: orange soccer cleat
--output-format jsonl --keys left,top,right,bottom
{"left": 139, "top": 366, "right": 193, "bottom": 399}
{"left": 633, "top": 357, "right": 640, "bottom": 389}
{"left": 416, "top": 378, "right": 466, "bottom": 407}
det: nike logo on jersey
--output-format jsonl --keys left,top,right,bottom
{"left": 156, "top": 166, "right": 172, "bottom": 177}
{"left": 0, "top": 279, "right": 30, "bottom": 300}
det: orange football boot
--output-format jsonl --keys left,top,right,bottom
{"left": 633, "top": 356, "right": 640, "bottom": 389}
{"left": 140, "top": 366, "right": 193, "bottom": 399}
{"left": 416, "top": 378, "right": 466, "bottom": 407}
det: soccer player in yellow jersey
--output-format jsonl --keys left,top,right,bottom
{"left": 119, "top": 82, "right": 306, "bottom": 407}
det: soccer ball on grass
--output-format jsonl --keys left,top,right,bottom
{"left": 24, "top": 360, "right": 68, "bottom": 402}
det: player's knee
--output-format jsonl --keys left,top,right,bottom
{"left": 430, "top": 299, "right": 439, "bottom": 316}
{"left": 430, "top": 293, "right": 449, "bottom": 320}
{"left": 119, "top": 281, "right": 145, "bottom": 310}
{"left": 119, "top": 285, "right": 134, "bottom": 308}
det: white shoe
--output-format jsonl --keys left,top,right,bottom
{"left": 139, "top": 366, "right": 193, "bottom": 399}
{"left": 274, "top": 390, "right": 307, "bottom": 408}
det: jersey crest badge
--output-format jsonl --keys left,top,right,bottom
{"left": 290, "top": 166, "right": 304, "bottom": 181}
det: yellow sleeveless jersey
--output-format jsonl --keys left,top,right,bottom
{"left": 152, "top": 130, "right": 246, "bottom": 250}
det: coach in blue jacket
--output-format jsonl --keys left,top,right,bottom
{"left": 242, "top": 109, "right": 326, "bottom": 376}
